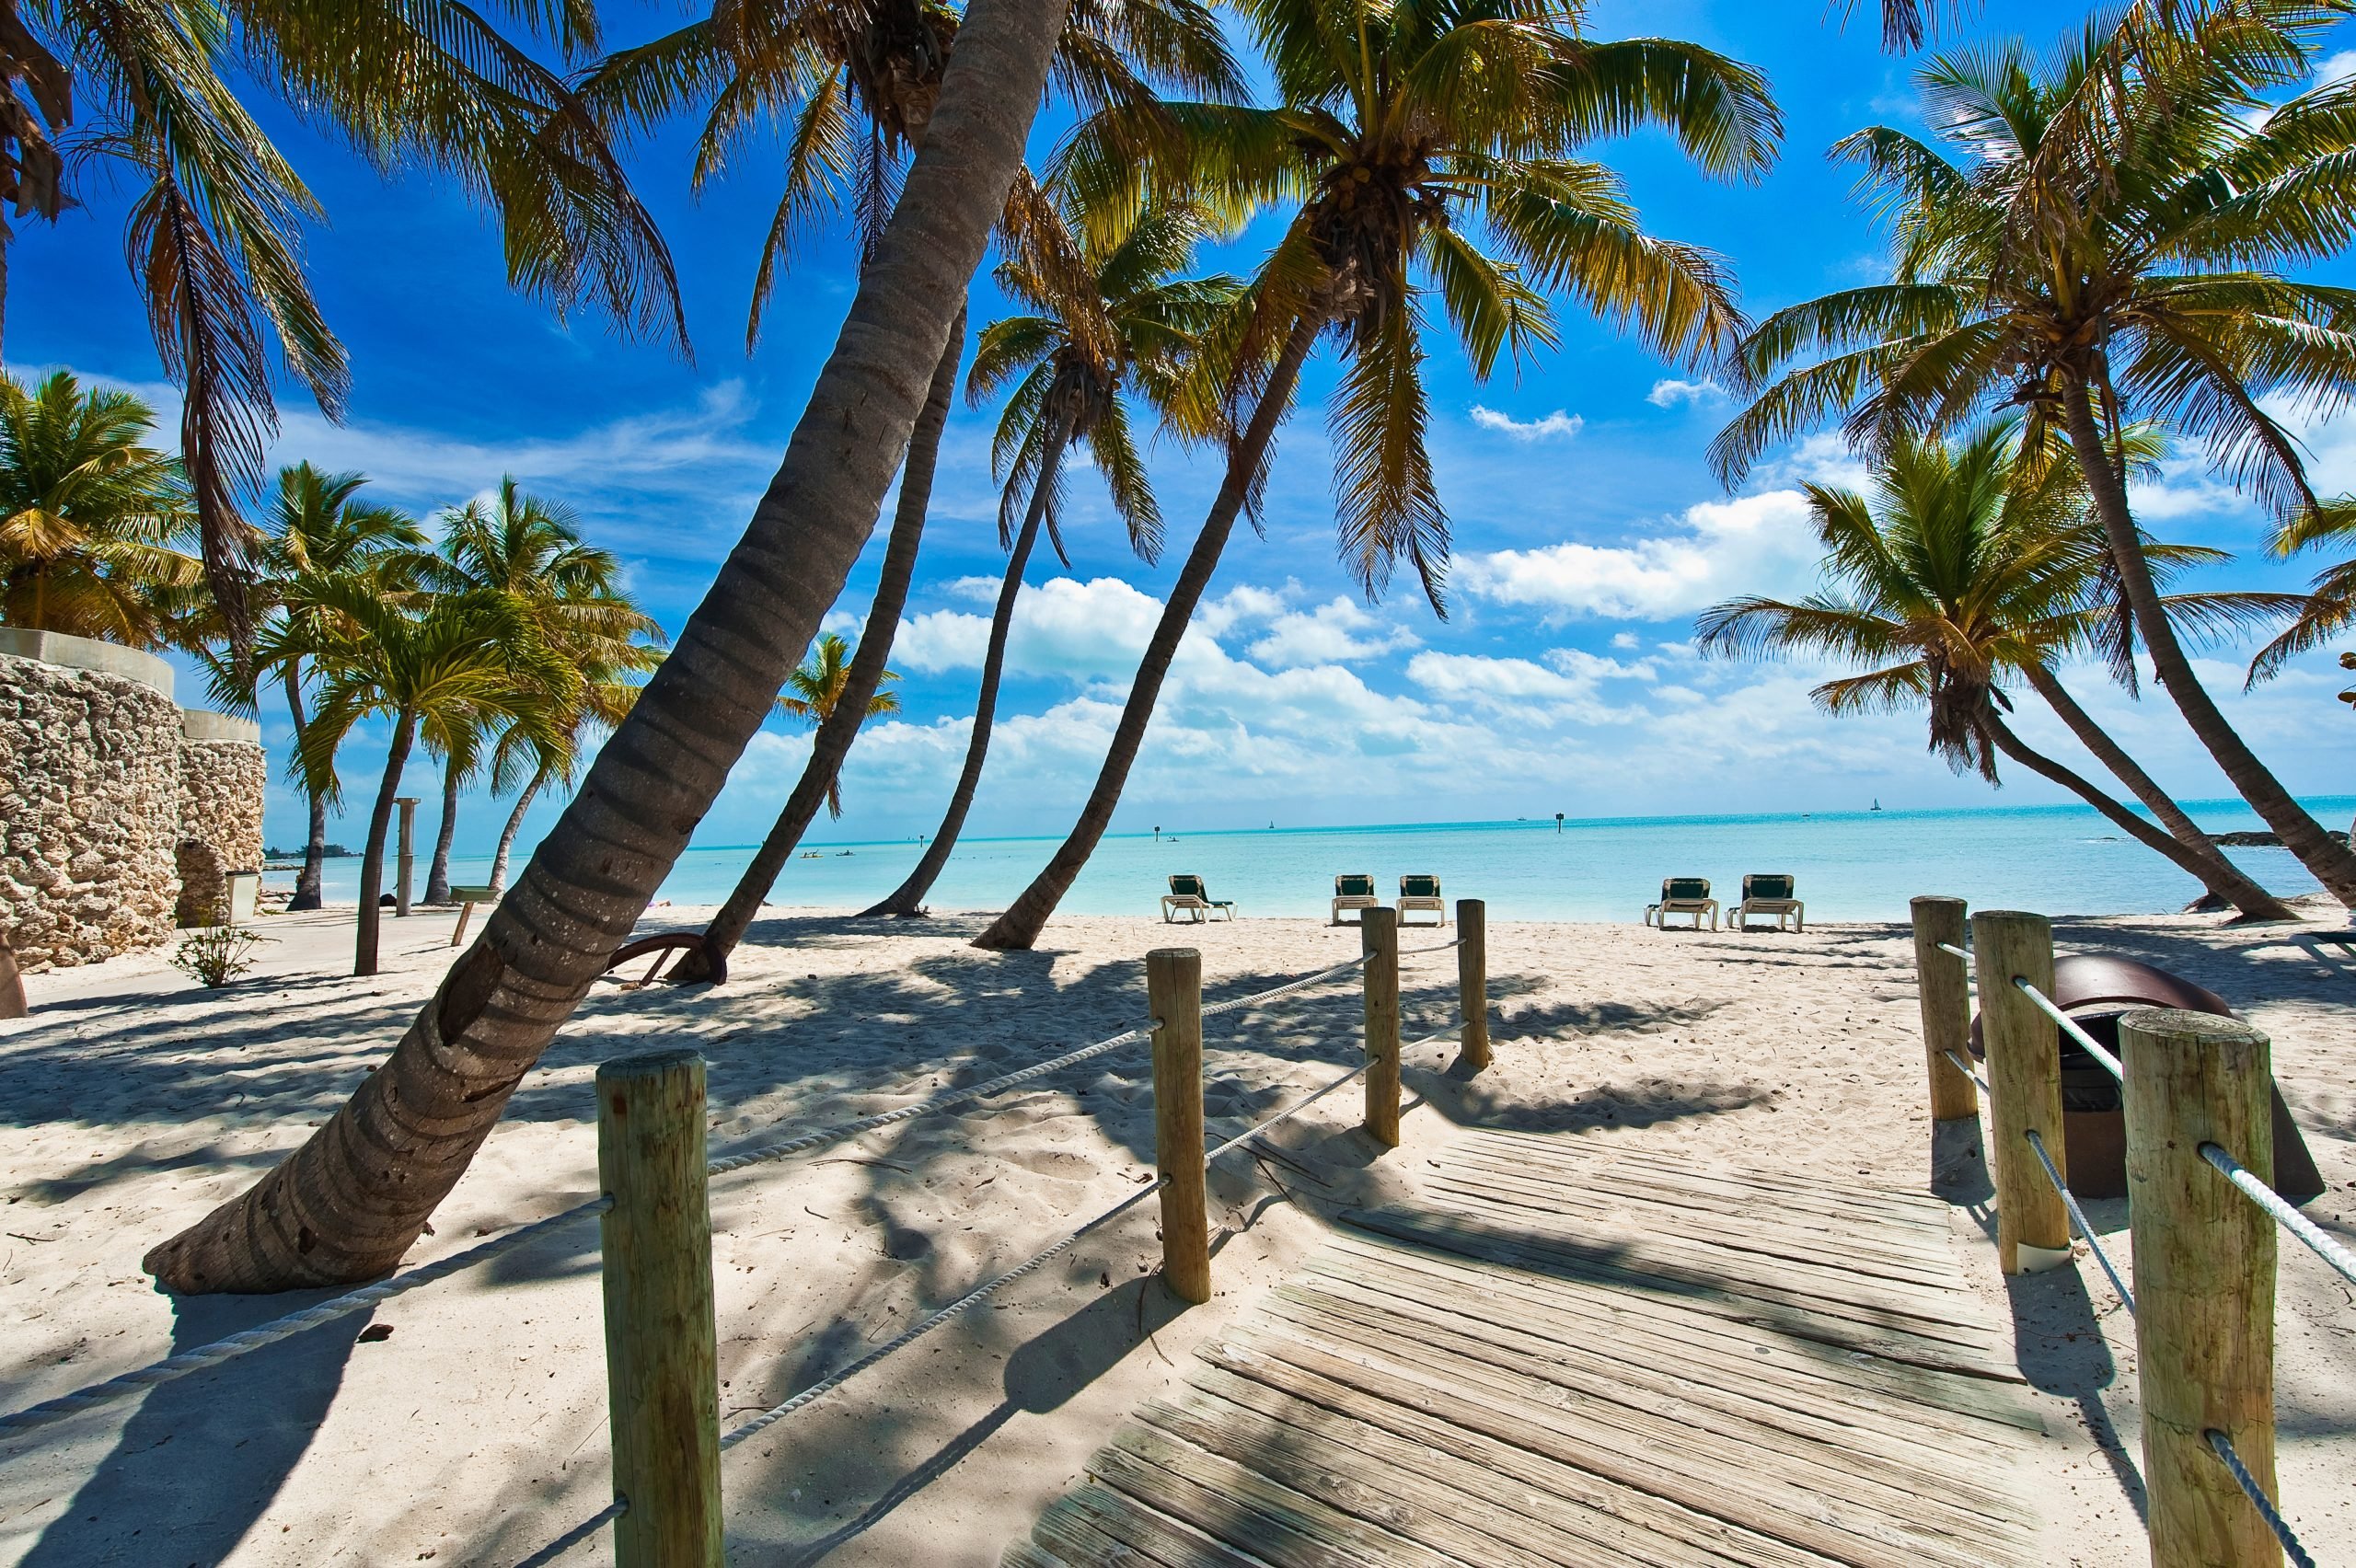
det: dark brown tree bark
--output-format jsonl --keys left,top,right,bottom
{"left": 972, "top": 309, "right": 1325, "bottom": 950}
{"left": 2062, "top": 382, "right": 2356, "bottom": 905}
{"left": 424, "top": 752, "right": 461, "bottom": 904}
{"left": 142, "top": 0, "right": 1070, "bottom": 1292}
{"left": 284, "top": 664, "right": 328, "bottom": 912}
{"left": 861, "top": 407, "right": 1069, "bottom": 917}
{"left": 2018, "top": 662, "right": 2294, "bottom": 920}
{"left": 353, "top": 709, "right": 417, "bottom": 978}
{"left": 486, "top": 772, "right": 542, "bottom": 896}
{"left": 669, "top": 302, "right": 964, "bottom": 982}
{"left": 1982, "top": 710, "right": 2286, "bottom": 902}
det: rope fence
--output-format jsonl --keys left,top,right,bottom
{"left": 1911, "top": 898, "right": 2332, "bottom": 1568}
{"left": 0, "top": 896, "right": 1496, "bottom": 1568}
{"left": 0, "top": 925, "right": 1461, "bottom": 1450}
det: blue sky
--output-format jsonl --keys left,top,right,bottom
{"left": 17, "top": 0, "right": 2356, "bottom": 857}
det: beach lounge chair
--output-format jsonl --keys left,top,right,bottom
{"left": 1331, "top": 873, "right": 1380, "bottom": 926}
{"left": 1732, "top": 873, "right": 1805, "bottom": 933}
{"left": 1645, "top": 877, "right": 1718, "bottom": 930}
{"left": 1397, "top": 874, "right": 1447, "bottom": 927}
{"left": 1161, "top": 874, "right": 1235, "bottom": 923}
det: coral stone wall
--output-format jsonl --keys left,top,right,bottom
{"left": 0, "top": 652, "right": 182, "bottom": 968}
{"left": 178, "top": 732, "right": 266, "bottom": 875}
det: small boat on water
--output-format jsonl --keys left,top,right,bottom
{"left": 1870, "top": 799, "right": 1884, "bottom": 812}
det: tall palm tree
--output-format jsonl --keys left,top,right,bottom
{"left": 144, "top": 0, "right": 1067, "bottom": 1293}
{"left": 412, "top": 478, "right": 663, "bottom": 904}
{"left": 778, "top": 630, "right": 902, "bottom": 817}
{"left": 16, "top": 0, "right": 684, "bottom": 661}
{"left": 1698, "top": 421, "right": 2297, "bottom": 919}
{"left": 860, "top": 188, "right": 1238, "bottom": 920}
{"left": 249, "top": 463, "right": 426, "bottom": 912}
{"left": 0, "top": 369, "right": 200, "bottom": 645}
{"left": 587, "top": 0, "right": 1244, "bottom": 984}
{"left": 1711, "top": 2, "right": 2356, "bottom": 905}
{"left": 971, "top": 0, "right": 1781, "bottom": 950}
{"left": 294, "top": 581, "right": 566, "bottom": 976}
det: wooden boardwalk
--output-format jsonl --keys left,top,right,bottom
{"left": 1009, "top": 1126, "right": 2050, "bottom": 1568}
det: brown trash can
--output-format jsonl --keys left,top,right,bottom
{"left": 1971, "top": 953, "right": 2324, "bottom": 1201}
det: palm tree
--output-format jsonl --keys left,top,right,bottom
{"left": 586, "top": 0, "right": 1243, "bottom": 983}
{"left": 249, "top": 463, "right": 427, "bottom": 913}
{"left": 481, "top": 663, "right": 654, "bottom": 897}
{"left": 779, "top": 631, "right": 902, "bottom": 817}
{"left": 16, "top": 0, "right": 684, "bottom": 661}
{"left": 970, "top": 0, "right": 1781, "bottom": 950}
{"left": 295, "top": 582, "right": 566, "bottom": 976}
{"left": 144, "top": 0, "right": 1065, "bottom": 1293}
{"left": 0, "top": 369, "right": 200, "bottom": 646}
{"left": 860, "top": 189, "right": 1238, "bottom": 920}
{"left": 412, "top": 478, "right": 664, "bottom": 905}
{"left": 1711, "top": 3, "right": 2356, "bottom": 905}
{"left": 1698, "top": 420, "right": 2297, "bottom": 919}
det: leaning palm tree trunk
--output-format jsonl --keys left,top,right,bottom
{"left": 862, "top": 409, "right": 1070, "bottom": 918}
{"left": 1981, "top": 711, "right": 2286, "bottom": 905}
{"left": 670, "top": 306, "right": 965, "bottom": 983}
{"left": 2019, "top": 663, "right": 2294, "bottom": 920}
{"left": 354, "top": 711, "right": 419, "bottom": 978}
{"left": 973, "top": 312, "right": 1323, "bottom": 951}
{"left": 486, "top": 772, "right": 545, "bottom": 896}
{"left": 2062, "top": 386, "right": 2356, "bottom": 905}
{"left": 141, "top": 0, "right": 1070, "bottom": 1294}
{"left": 425, "top": 755, "right": 461, "bottom": 905}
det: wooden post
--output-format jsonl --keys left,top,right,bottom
{"left": 1362, "top": 906, "right": 1402, "bottom": 1147}
{"left": 394, "top": 797, "right": 419, "bottom": 917}
{"left": 1147, "top": 948, "right": 1210, "bottom": 1305}
{"left": 1971, "top": 910, "right": 2070, "bottom": 1274}
{"left": 1911, "top": 896, "right": 1978, "bottom": 1120}
{"left": 1457, "top": 899, "right": 1489, "bottom": 1071}
{"left": 597, "top": 1050, "right": 722, "bottom": 1567}
{"left": 2120, "top": 1008, "right": 2278, "bottom": 1568}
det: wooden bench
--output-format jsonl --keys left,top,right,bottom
{"left": 448, "top": 884, "right": 495, "bottom": 946}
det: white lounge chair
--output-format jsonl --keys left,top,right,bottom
{"left": 1161, "top": 874, "right": 1235, "bottom": 923}
{"left": 1731, "top": 873, "right": 1804, "bottom": 933}
{"left": 1645, "top": 877, "right": 1718, "bottom": 931}
{"left": 1332, "top": 873, "right": 1380, "bottom": 926}
{"left": 1397, "top": 874, "right": 1447, "bottom": 927}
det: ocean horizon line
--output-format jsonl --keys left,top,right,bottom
{"left": 674, "top": 793, "right": 2356, "bottom": 858}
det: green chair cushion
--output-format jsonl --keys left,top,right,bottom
{"left": 1664, "top": 877, "right": 1712, "bottom": 901}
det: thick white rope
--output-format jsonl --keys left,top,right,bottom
{"left": 718, "top": 1175, "right": 1170, "bottom": 1453}
{"left": 2207, "top": 1429, "right": 2316, "bottom": 1568}
{"left": 1935, "top": 940, "right": 1970, "bottom": 962}
{"left": 2012, "top": 978, "right": 2125, "bottom": 1079}
{"left": 2200, "top": 1142, "right": 2356, "bottom": 1289}
{"left": 2022, "top": 1127, "right": 2135, "bottom": 1315}
{"left": 1942, "top": 1048, "right": 1991, "bottom": 1094}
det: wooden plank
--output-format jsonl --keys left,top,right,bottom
{"left": 1420, "top": 1169, "right": 1979, "bottom": 1307}
{"left": 1261, "top": 1288, "right": 2029, "bottom": 1535}
{"left": 1037, "top": 1482, "right": 1278, "bottom": 1568}
{"left": 1092, "top": 1426, "right": 1453, "bottom": 1568}
{"left": 1268, "top": 1277, "right": 2033, "bottom": 1504}
{"left": 1199, "top": 1334, "right": 2016, "bottom": 1568}
{"left": 1001, "top": 1541, "right": 1077, "bottom": 1568}
{"left": 1306, "top": 1241, "right": 2042, "bottom": 1441}
{"left": 1137, "top": 1397, "right": 1610, "bottom": 1568}
{"left": 1337, "top": 1206, "right": 2014, "bottom": 1378}
{"left": 1459, "top": 1138, "right": 1955, "bottom": 1231}
{"left": 1180, "top": 1371, "right": 1825, "bottom": 1568}
{"left": 1426, "top": 1168, "right": 1970, "bottom": 1290}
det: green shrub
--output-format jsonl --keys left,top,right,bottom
{"left": 170, "top": 928, "right": 271, "bottom": 988}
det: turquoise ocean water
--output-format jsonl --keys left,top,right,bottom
{"left": 285, "top": 796, "right": 2355, "bottom": 925}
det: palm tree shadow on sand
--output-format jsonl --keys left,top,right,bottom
{"left": 13, "top": 1293, "right": 371, "bottom": 1566}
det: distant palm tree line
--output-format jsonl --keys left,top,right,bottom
{"left": 0, "top": 0, "right": 2346, "bottom": 1290}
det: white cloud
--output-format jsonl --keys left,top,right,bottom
{"left": 1195, "top": 582, "right": 1294, "bottom": 639}
{"left": 1646, "top": 378, "right": 1728, "bottom": 409}
{"left": 1452, "top": 490, "right": 1822, "bottom": 621}
{"left": 1470, "top": 406, "right": 1585, "bottom": 443}
{"left": 890, "top": 576, "right": 1162, "bottom": 678}
{"left": 1247, "top": 597, "right": 1422, "bottom": 668}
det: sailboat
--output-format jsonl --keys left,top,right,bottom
{"left": 1870, "top": 798, "right": 1884, "bottom": 812}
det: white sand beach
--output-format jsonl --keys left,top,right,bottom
{"left": 0, "top": 902, "right": 2350, "bottom": 1566}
